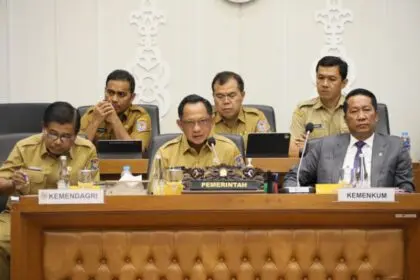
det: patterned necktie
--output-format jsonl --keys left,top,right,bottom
{"left": 353, "top": 141, "right": 366, "bottom": 176}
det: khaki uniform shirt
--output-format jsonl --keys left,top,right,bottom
{"left": 290, "top": 95, "right": 349, "bottom": 141}
{"left": 0, "top": 134, "right": 99, "bottom": 195}
{"left": 80, "top": 104, "right": 152, "bottom": 151}
{"left": 149, "top": 134, "right": 243, "bottom": 183}
{"left": 213, "top": 107, "right": 271, "bottom": 147}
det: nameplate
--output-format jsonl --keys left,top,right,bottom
{"left": 190, "top": 180, "right": 261, "bottom": 191}
{"left": 337, "top": 188, "right": 395, "bottom": 202}
{"left": 38, "top": 189, "right": 104, "bottom": 205}
{"left": 285, "top": 186, "right": 313, "bottom": 193}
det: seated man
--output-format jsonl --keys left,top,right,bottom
{"left": 289, "top": 56, "right": 349, "bottom": 156}
{"left": 284, "top": 88, "right": 414, "bottom": 192}
{"left": 212, "top": 71, "right": 271, "bottom": 146}
{"left": 150, "top": 94, "right": 243, "bottom": 180}
{"left": 0, "top": 102, "right": 99, "bottom": 280}
{"left": 80, "top": 69, "right": 152, "bottom": 151}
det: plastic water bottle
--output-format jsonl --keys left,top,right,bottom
{"left": 401, "top": 132, "right": 411, "bottom": 153}
{"left": 121, "top": 165, "right": 132, "bottom": 179}
{"left": 57, "top": 155, "right": 70, "bottom": 189}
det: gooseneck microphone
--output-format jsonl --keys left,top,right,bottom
{"left": 296, "top": 122, "right": 314, "bottom": 187}
{"left": 208, "top": 137, "right": 221, "bottom": 165}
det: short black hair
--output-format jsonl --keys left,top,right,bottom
{"left": 178, "top": 94, "right": 213, "bottom": 119}
{"left": 43, "top": 102, "right": 81, "bottom": 133}
{"left": 211, "top": 71, "right": 244, "bottom": 92}
{"left": 105, "top": 69, "right": 136, "bottom": 93}
{"left": 316, "top": 56, "right": 348, "bottom": 80}
{"left": 343, "top": 88, "right": 378, "bottom": 115}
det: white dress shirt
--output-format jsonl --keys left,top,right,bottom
{"left": 341, "top": 133, "right": 375, "bottom": 186}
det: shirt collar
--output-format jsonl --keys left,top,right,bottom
{"left": 314, "top": 95, "right": 345, "bottom": 110}
{"left": 180, "top": 134, "right": 213, "bottom": 154}
{"left": 349, "top": 133, "right": 375, "bottom": 148}
{"left": 213, "top": 107, "right": 245, "bottom": 124}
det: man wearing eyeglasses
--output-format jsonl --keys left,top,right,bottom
{"left": 150, "top": 94, "right": 243, "bottom": 182}
{"left": 80, "top": 69, "right": 152, "bottom": 152}
{"left": 0, "top": 101, "right": 99, "bottom": 280}
{"left": 212, "top": 71, "right": 271, "bottom": 147}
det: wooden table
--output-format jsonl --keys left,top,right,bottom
{"left": 11, "top": 194, "right": 420, "bottom": 279}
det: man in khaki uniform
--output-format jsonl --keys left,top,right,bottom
{"left": 0, "top": 102, "right": 99, "bottom": 280}
{"left": 150, "top": 94, "right": 243, "bottom": 182}
{"left": 289, "top": 56, "right": 349, "bottom": 156}
{"left": 80, "top": 69, "right": 152, "bottom": 151}
{"left": 212, "top": 71, "right": 271, "bottom": 147}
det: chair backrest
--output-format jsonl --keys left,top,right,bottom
{"left": 147, "top": 133, "right": 246, "bottom": 173}
{"left": 376, "top": 103, "right": 390, "bottom": 135}
{"left": 77, "top": 104, "right": 160, "bottom": 137}
{"left": 0, "top": 133, "right": 33, "bottom": 163}
{"left": 244, "top": 104, "right": 276, "bottom": 132}
{"left": 0, "top": 103, "right": 50, "bottom": 134}
{"left": 221, "top": 133, "right": 245, "bottom": 157}
{"left": 148, "top": 133, "right": 181, "bottom": 173}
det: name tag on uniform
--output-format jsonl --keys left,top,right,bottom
{"left": 338, "top": 188, "right": 395, "bottom": 202}
{"left": 97, "top": 128, "right": 106, "bottom": 133}
{"left": 38, "top": 189, "right": 104, "bottom": 204}
{"left": 313, "top": 123, "right": 323, "bottom": 129}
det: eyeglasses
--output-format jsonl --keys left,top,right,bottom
{"left": 45, "top": 132, "right": 75, "bottom": 142}
{"left": 105, "top": 88, "right": 130, "bottom": 98}
{"left": 181, "top": 118, "right": 211, "bottom": 128}
{"left": 214, "top": 92, "right": 239, "bottom": 101}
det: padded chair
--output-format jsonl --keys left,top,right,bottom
{"left": 244, "top": 104, "right": 276, "bottom": 132}
{"left": 147, "top": 133, "right": 246, "bottom": 173}
{"left": 0, "top": 132, "right": 33, "bottom": 212}
{"left": 376, "top": 103, "right": 390, "bottom": 135}
{"left": 77, "top": 104, "right": 160, "bottom": 137}
{"left": 0, "top": 103, "right": 50, "bottom": 134}
{"left": 0, "top": 133, "right": 33, "bottom": 163}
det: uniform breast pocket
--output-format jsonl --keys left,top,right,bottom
{"left": 24, "top": 169, "right": 47, "bottom": 195}
{"left": 311, "top": 126, "right": 327, "bottom": 138}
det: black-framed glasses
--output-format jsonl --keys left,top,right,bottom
{"left": 45, "top": 131, "right": 75, "bottom": 142}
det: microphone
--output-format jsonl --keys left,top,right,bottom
{"left": 282, "top": 122, "right": 315, "bottom": 194}
{"left": 208, "top": 137, "right": 221, "bottom": 165}
{"left": 296, "top": 122, "right": 314, "bottom": 187}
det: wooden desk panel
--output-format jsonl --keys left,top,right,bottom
{"left": 11, "top": 194, "right": 420, "bottom": 279}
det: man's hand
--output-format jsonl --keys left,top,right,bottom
{"left": 92, "top": 101, "right": 115, "bottom": 124}
{"left": 11, "top": 170, "right": 28, "bottom": 190}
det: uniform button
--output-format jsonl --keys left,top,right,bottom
{"left": 219, "top": 257, "right": 225, "bottom": 262}
{"left": 314, "top": 257, "right": 320, "bottom": 262}
{"left": 340, "top": 257, "right": 345, "bottom": 263}
{"left": 266, "top": 256, "right": 272, "bottom": 262}
{"left": 100, "top": 258, "right": 107, "bottom": 264}
{"left": 242, "top": 256, "right": 248, "bottom": 262}
{"left": 148, "top": 257, "right": 154, "bottom": 263}
{"left": 195, "top": 257, "right": 201, "bottom": 264}
{"left": 76, "top": 258, "right": 83, "bottom": 264}
{"left": 125, "top": 257, "right": 131, "bottom": 263}
{"left": 172, "top": 257, "right": 178, "bottom": 263}
{"left": 290, "top": 257, "right": 296, "bottom": 262}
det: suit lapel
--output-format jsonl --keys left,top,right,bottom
{"left": 332, "top": 134, "right": 350, "bottom": 182}
{"left": 371, "top": 134, "right": 388, "bottom": 187}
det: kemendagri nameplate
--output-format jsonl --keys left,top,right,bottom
{"left": 38, "top": 189, "right": 105, "bottom": 205}
{"left": 338, "top": 188, "right": 395, "bottom": 202}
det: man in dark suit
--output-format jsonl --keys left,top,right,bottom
{"left": 284, "top": 88, "right": 414, "bottom": 192}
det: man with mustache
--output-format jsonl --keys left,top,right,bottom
{"left": 289, "top": 56, "right": 349, "bottom": 156}
{"left": 80, "top": 69, "right": 151, "bottom": 152}
{"left": 212, "top": 71, "right": 271, "bottom": 147}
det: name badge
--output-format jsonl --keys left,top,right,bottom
{"left": 38, "top": 189, "right": 104, "bottom": 205}
{"left": 337, "top": 188, "right": 395, "bottom": 202}
{"left": 313, "top": 123, "right": 323, "bottom": 129}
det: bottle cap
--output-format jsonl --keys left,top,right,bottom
{"left": 123, "top": 165, "right": 131, "bottom": 171}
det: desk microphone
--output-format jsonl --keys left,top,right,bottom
{"left": 282, "top": 122, "right": 315, "bottom": 194}
{"left": 296, "top": 122, "right": 314, "bottom": 187}
{"left": 208, "top": 137, "right": 221, "bottom": 165}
